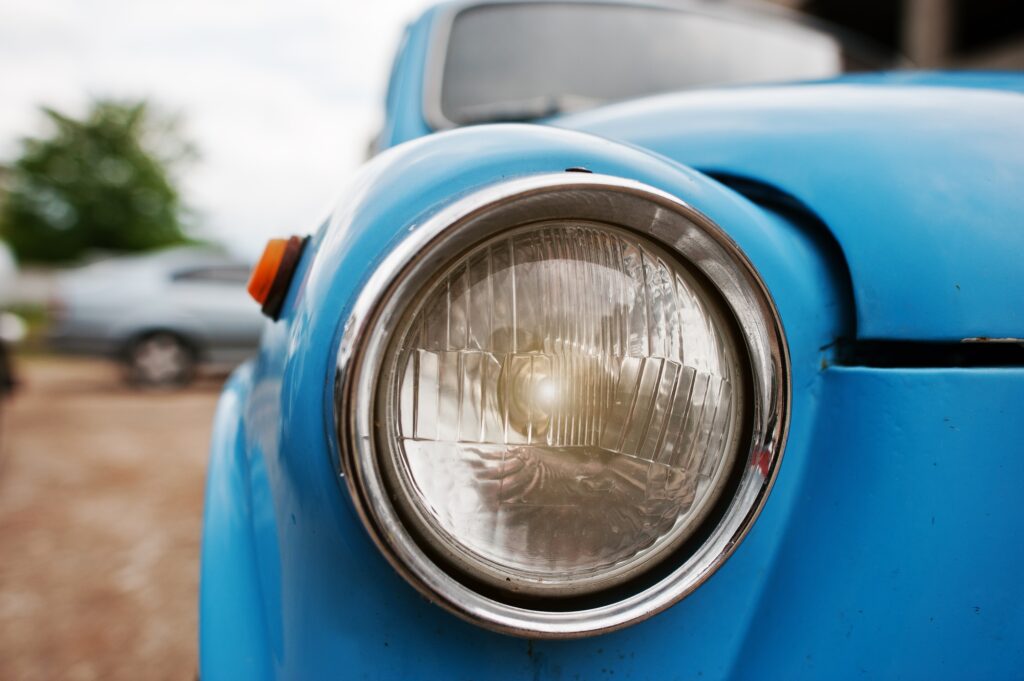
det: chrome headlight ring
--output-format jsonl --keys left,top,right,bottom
{"left": 335, "top": 173, "right": 789, "bottom": 638}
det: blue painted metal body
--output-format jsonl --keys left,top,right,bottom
{"left": 556, "top": 80, "right": 1024, "bottom": 341}
{"left": 377, "top": 7, "right": 437, "bottom": 150}
{"left": 200, "top": 7, "right": 1024, "bottom": 678}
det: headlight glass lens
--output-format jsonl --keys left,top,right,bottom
{"left": 378, "top": 221, "right": 745, "bottom": 595}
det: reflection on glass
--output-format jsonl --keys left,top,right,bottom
{"left": 441, "top": 3, "right": 842, "bottom": 125}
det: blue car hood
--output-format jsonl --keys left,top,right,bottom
{"left": 556, "top": 76, "right": 1024, "bottom": 342}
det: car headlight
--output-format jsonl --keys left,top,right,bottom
{"left": 336, "top": 173, "right": 789, "bottom": 637}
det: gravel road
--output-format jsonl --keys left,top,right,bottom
{"left": 0, "top": 356, "right": 222, "bottom": 681}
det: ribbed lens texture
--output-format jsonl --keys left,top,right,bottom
{"left": 387, "top": 223, "right": 740, "bottom": 588}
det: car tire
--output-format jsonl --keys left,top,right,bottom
{"left": 0, "top": 341, "right": 14, "bottom": 396}
{"left": 125, "top": 332, "right": 196, "bottom": 388}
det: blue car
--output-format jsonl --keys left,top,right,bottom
{"left": 200, "top": 2, "right": 1024, "bottom": 679}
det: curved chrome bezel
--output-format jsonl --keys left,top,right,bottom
{"left": 335, "top": 173, "right": 790, "bottom": 638}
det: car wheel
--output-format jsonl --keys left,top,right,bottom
{"left": 125, "top": 333, "right": 195, "bottom": 388}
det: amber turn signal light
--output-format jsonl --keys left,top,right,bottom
{"left": 247, "top": 235, "right": 308, "bottom": 321}
{"left": 248, "top": 239, "right": 288, "bottom": 305}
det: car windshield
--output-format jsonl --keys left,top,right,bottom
{"left": 436, "top": 2, "right": 844, "bottom": 127}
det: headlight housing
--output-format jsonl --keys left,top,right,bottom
{"left": 336, "top": 174, "right": 789, "bottom": 637}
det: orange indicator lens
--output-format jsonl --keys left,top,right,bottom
{"left": 247, "top": 238, "right": 289, "bottom": 305}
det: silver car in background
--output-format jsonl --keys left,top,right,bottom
{"left": 1, "top": 242, "right": 22, "bottom": 399}
{"left": 48, "top": 247, "right": 263, "bottom": 386}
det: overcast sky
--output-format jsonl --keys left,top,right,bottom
{"left": 0, "top": 0, "right": 433, "bottom": 259}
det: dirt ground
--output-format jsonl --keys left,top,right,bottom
{"left": 0, "top": 356, "right": 223, "bottom": 681}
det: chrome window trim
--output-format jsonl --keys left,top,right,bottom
{"left": 334, "top": 173, "right": 790, "bottom": 638}
{"left": 420, "top": 1, "right": 456, "bottom": 131}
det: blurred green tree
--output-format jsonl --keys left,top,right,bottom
{"left": 0, "top": 100, "right": 196, "bottom": 263}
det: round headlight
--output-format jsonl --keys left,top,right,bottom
{"left": 337, "top": 174, "right": 788, "bottom": 637}
{"left": 380, "top": 222, "right": 745, "bottom": 596}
